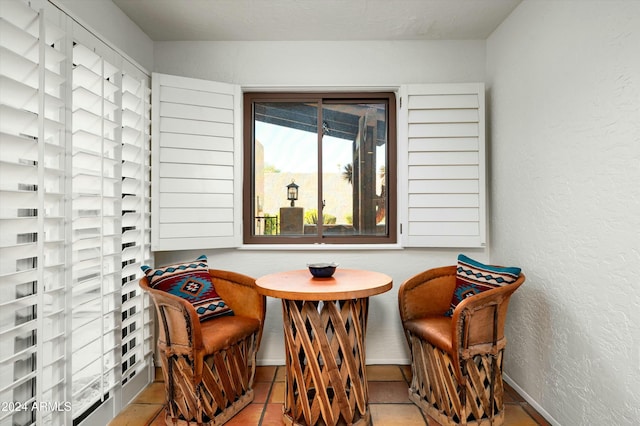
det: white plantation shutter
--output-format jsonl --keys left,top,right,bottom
{"left": 70, "top": 30, "right": 123, "bottom": 418}
{"left": 120, "top": 62, "right": 153, "bottom": 399}
{"left": 0, "top": 1, "right": 69, "bottom": 425}
{"left": 152, "top": 73, "right": 241, "bottom": 251}
{"left": 1, "top": 1, "right": 153, "bottom": 424}
{"left": 399, "top": 83, "right": 486, "bottom": 247}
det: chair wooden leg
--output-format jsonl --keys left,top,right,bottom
{"left": 159, "top": 332, "right": 258, "bottom": 425}
{"left": 406, "top": 332, "right": 505, "bottom": 426}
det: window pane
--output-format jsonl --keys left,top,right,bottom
{"left": 253, "top": 102, "right": 318, "bottom": 237}
{"left": 245, "top": 92, "right": 395, "bottom": 244}
{"left": 322, "top": 102, "right": 387, "bottom": 237}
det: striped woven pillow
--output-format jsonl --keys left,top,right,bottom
{"left": 141, "top": 255, "right": 234, "bottom": 322}
{"left": 444, "top": 254, "right": 521, "bottom": 317}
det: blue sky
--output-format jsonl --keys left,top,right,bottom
{"left": 256, "top": 121, "right": 355, "bottom": 174}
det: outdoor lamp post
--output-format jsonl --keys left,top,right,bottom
{"left": 286, "top": 180, "right": 299, "bottom": 207}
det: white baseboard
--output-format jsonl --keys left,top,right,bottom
{"left": 257, "top": 357, "right": 285, "bottom": 366}
{"left": 365, "top": 357, "right": 411, "bottom": 365}
{"left": 503, "top": 373, "right": 561, "bottom": 426}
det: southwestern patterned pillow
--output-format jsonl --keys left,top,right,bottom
{"left": 141, "top": 255, "right": 234, "bottom": 322}
{"left": 444, "top": 254, "right": 521, "bottom": 317}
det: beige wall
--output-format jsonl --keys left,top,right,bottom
{"left": 487, "top": 1, "right": 640, "bottom": 424}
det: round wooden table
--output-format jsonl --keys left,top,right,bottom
{"left": 256, "top": 268, "right": 392, "bottom": 426}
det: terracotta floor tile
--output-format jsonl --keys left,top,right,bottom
{"left": 426, "top": 413, "right": 443, "bottom": 426}
{"left": 147, "top": 409, "right": 168, "bottom": 425}
{"left": 368, "top": 381, "right": 412, "bottom": 404}
{"left": 522, "top": 404, "right": 552, "bottom": 426}
{"left": 274, "top": 365, "right": 286, "bottom": 382}
{"left": 269, "top": 381, "right": 286, "bottom": 403}
{"left": 225, "top": 403, "right": 264, "bottom": 426}
{"left": 370, "top": 403, "right": 427, "bottom": 425}
{"left": 260, "top": 403, "right": 286, "bottom": 425}
{"left": 154, "top": 367, "right": 163, "bottom": 382}
{"left": 108, "top": 403, "right": 163, "bottom": 426}
{"left": 255, "top": 365, "right": 277, "bottom": 382}
{"left": 116, "top": 364, "right": 550, "bottom": 426}
{"left": 400, "top": 364, "right": 413, "bottom": 383}
{"left": 504, "top": 404, "right": 540, "bottom": 426}
{"left": 253, "top": 381, "right": 272, "bottom": 404}
{"left": 132, "top": 382, "right": 165, "bottom": 404}
{"left": 366, "top": 364, "right": 405, "bottom": 381}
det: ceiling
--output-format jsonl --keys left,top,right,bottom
{"left": 112, "top": 0, "right": 522, "bottom": 42}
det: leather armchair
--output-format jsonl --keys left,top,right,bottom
{"left": 398, "top": 265, "right": 525, "bottom": 425}
{"left": 140, "top": 269, "right": 266, "bottom": 425}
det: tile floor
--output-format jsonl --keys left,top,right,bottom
{"left": 110, "top": 365, "right": 550, "bottom": 426}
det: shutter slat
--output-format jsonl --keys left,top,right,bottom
{"left": 409, "top": 207, "right": 479, "bottom": 222}
{"left": 160, "top": 101, "right": 233, "bottom": 123}
{"left": 159, "top": 177, "right": 233, "bottom": 193}
{"left": 159, "top": 222, "right": 234, "bottom": 237}
{"left": 159, "top": 147, "right": 233, "bottom": 165}
{"left": 408, "top": 137, "right": 478, "bottom": 152}
{"left": 159, "top": 85, "right": 233, "bottom": 109}
{"left": 160, "top": 132, "right": 233, "bottom": 151}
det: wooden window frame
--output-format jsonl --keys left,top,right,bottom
{"left": 243, "top": 91, "right": 397, "bottom": 245}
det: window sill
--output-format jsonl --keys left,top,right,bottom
{"left": 238, "top": 243, "right": 404, "bottom": 251}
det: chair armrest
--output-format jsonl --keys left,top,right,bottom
{"left": 398, "top": 265, "right": 457, "bottom": 323}
{"left": 449, "top": 273, "right": 525, "bottom": 381}
{"left": 138, "top": 277, "right": 203, "bottom": 357}
{"left": 208, "top": 269, "right": 266, "bottom": 349}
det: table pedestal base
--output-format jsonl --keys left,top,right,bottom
{"left": 281, "top": 298, "right": 371, "bottom": 426}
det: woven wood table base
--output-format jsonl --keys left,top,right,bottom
{"left": 281, "top": 298, "right": 371, "bottom": 426}
{"left": 159, "top": 333, "right": 258, "bottom": 425}
{"left": 407, "top": 333, "right": 505, "bottom": 426}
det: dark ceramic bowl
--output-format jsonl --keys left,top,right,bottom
{"left": 307, "top": 262, "right": 338, "bottom": 278}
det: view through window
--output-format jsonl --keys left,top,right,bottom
{"left": 243, "top": 92, "right": 396, "bottom": 244}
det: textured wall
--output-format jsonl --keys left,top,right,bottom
{"left": 487, "top": 1, "right": 640, "bottom": 424}
{"left": 153, "top": 39, "right": 485, "bottom": 86}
